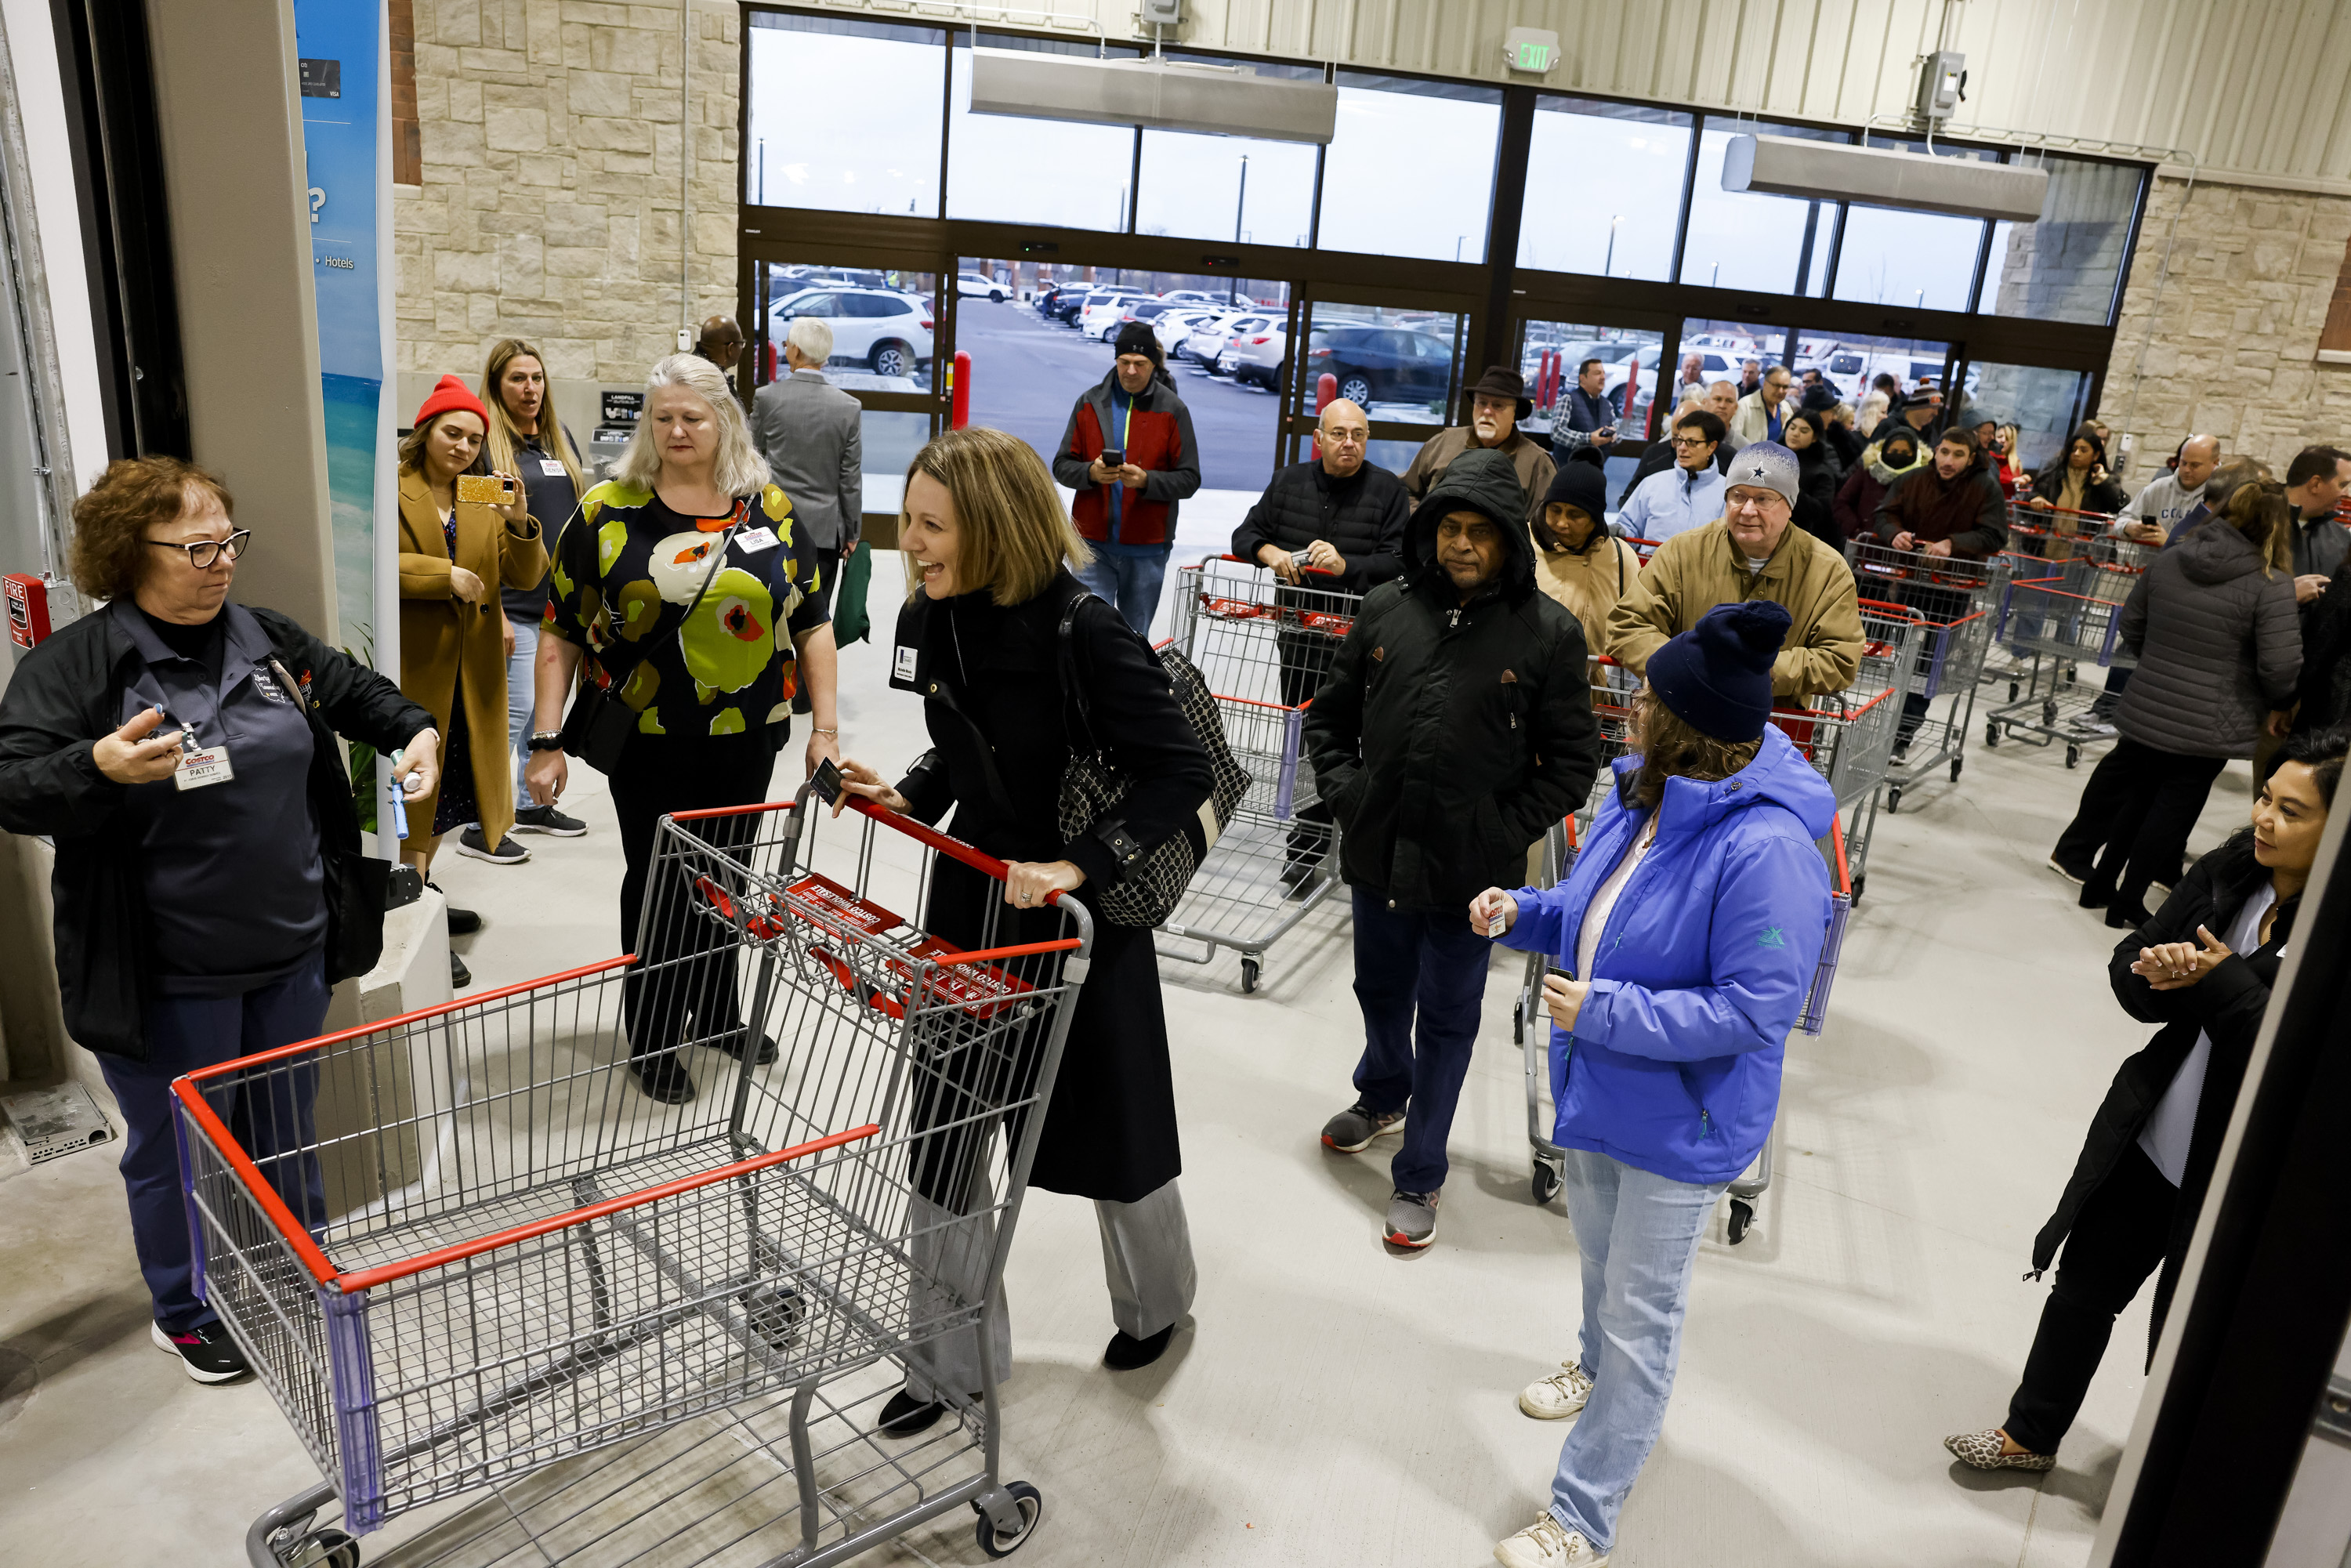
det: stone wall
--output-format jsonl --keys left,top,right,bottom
{"left": 2103, "top": 173, "right": 2351, "bottom": 480}
{"left": 395, "top": 0, "right": 741, "bottom": 410}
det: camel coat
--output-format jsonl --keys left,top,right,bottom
{"left": 397, "top": 469, "right": 547, "bottom": 850}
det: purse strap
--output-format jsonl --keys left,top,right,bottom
{"left": 1056, "top": 588, "right": 1103, "bottom": 753}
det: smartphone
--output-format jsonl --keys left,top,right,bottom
{"left": 1547, "top": 965, "right": 1574, "bottom": 983}
{"left": 456, "top": 473, "right": 517, "bottom": 506}
{"left": 811, "top": 756, "right": 846, "bottom": 809}
{"left": 1290, "top": 549, "right": 1315, "bottom": 570}
{"left": 1099, "top": 447, "right": 1125, "bottom": 469}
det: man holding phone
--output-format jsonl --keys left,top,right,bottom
{"left": 1052, "top": 321, "right": 1201, "bottom": 636}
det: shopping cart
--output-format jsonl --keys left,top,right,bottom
{"left": 1983, "top": 534, "right": 2147, "bottom": 768}
{"left": 180, "top": 787, "right": 1094, "bottom": 1568}
{"left": 1156, "top": 554, "right": 1359, "bottom": 992}
{"left": 1512, "top": 811, "right": 1854, "bottom": 1245}
{"left": 1847, "top": 541, "right": 2012, "bottom": 813}
{"left": 1759, "top": 597, "right": 1920, "bottom": 904}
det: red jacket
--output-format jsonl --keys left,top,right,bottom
{"left": 1051, "top": 371, "right": 1202, "bottom": 547}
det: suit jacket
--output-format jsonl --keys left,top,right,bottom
{"left": 752, "top": 368, "right": 863, "bottom": 551}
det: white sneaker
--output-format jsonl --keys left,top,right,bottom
{"left": 1494, "top": 1512, "right": 1608, "bottom": 1567}
{"left": 1518, "top": 1360, "right": 1595, "bottom": 1420}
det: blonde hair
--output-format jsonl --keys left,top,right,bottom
{"left": 615, "top": 353, "right": 770, "bottom": 496}
{"left": 479, "top": 339, "right": 588, "bottom": 512}
{"left": 904, "top": 426, "right": 1090, "bottom": 606}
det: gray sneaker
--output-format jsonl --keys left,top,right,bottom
{"left": 1321, "top": 1099, "right": 1404, "bottom": 1153}
{"left": 1384, "top": 1188, "right": 1440, "bottom": 1249}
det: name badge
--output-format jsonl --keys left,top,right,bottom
{"left": 735, "top": 526, "right": 780, "bottom": 553}
{"left": 893, "top": 645, "right": 918, "bottom": 681}
{"left": 539, "top": 458, "right": 567, "bottom": 477}
{"left": 175, "top": 745, "right": 236, "bottom": 791}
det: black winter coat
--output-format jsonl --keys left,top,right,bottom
{"left": 2291, "top": 556, "right": 2351, "bottom": 734}
{"left": 889, "top": 570, "right": 1212, "bottom": 1203}
{"left": 0, "top": 605, "right": 432, "bottom": 1060}
{"left": 1304, "top": 447, "right": 1602, "bottom": 913}
{"left": 1791, "top": 445, "right": 1845, "bottom": 559}
{"left": 2115, "top": 520, "right": 2302, "bottom": 759}
{"left": 1230, "top": 459, "right": 1411, "bottom": 594}
{"left": 2032, "top": 831, "right": 2295, "bottom": 1353}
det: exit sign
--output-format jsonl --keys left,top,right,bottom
{"left": 1504, "top": 27, "right": 1558, "bottom": 73}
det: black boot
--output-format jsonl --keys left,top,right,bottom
{"left": 1103, "top": 1324, "right": 1174, "bottom": 1370}
{"left": 632, "top": 1052, "right": 696, "bottom": 1104}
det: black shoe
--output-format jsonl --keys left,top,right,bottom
{"left": 878, "top": 1388, "right": 952, "bottom": 1437}
{"left": 457, "top": 825, "right": 530, "bottom": 865}
{"left": 718, "top": 1029, "right": 779, "bottom": 1066}
{"left": 512, "top": 803, "right": 589, "bottom": 837}
{"left": 451, "top": 950, "right": 473, "bottom": 989}
{"left": 1279, "top": 860, "right": 1321, "bottom": 900}
{"left": 632, "top": 1053, "right": 695, "bottom": 1104}
{"left": 150, "top": 1320, "right": 248, "bottom": 1383}
{"left": 1103, "top": 1324, "right": 1174, "bottom": 1371}
{"left": 2104, "top": 904, "right": 2152, "bottom": 930}
{"left": 426, "top": 881, "right": 481, "bottom": 933}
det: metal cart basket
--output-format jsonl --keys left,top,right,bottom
{"left": 1156, "top": 554, "right": 1360, "bottom": 992}
{"left": 1983, "top": 534, "right": 2147, "bottom": 768}
{"left": 1848, "top": 541, "right": 2011, "bottom": 813}
{"left": 1759, "top": 597, "right": 1921, "bottom": 904}
{"left": 179, "top": 786, "right": 1094, "bottom": 1568}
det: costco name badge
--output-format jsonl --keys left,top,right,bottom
{"left": 735, "top": 526, "right": 780, "bottom": 552}
{"left": 175, "top": 745, "right": 235, "bottom": 791}
{"left": 893, "top": 645, "right": 918, "bottom": 680}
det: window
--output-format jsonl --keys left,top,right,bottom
{"left": 1517, "top": 99, "right": 1692, "bottom": 281}
{"left": 1958, "top": 363, "right": 2091, "bottom": 476}
{"left": 1305, "top": 300, "right": 1461, "bottom": 471}
{"left": 1317, "top": 73, "right": 1501, "bottom": 263}
{"left": 1134, "top": 56, "right": 1321, "bottom": 248}
{"left": 759, "top": 266, "right": 937, "bottom": 391}
{"left": 947, "top": 35, "right": 1139, "bottom": 231}
{"left": 1678, "top": 121, "right": 1846, "bottom": 294}
{"left": 1982, "top": 155, "right": 2146, "bottom": 325}
{"left": 859, "top": 411, "right": 933, "bottom": 520}
{"left": 746, "top": 16, "right": 946, "bottom": 217}
{"left": 1828, "top": 139, "right": 1993, "bottom": 313}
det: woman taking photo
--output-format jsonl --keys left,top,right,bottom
{"left": 2026, "top": 425, "right": 2130, "bottom": 556}
{"left": 527, "top": 352, "right": 839, "bottom": 1105}
{"left": 1951, "top": 727, "right": 2346, "bottom": 1474}
{"left": 479, "top": 338, "right": 591, "bottom": 839}
{"left": 2049, "top": 482, "right": 2302, "bottom": 925}
{"left": 1476, "top": 601, "right": 1835, "bottom": 1568}
{"left": 397, "top": 375, "right": 549, "bottom": 986}
{"left": 0, "top": 457, "right": 437, "bottom": 1383}
{"left": 833, "top": 426, "right": 1213, "bottom": 1431}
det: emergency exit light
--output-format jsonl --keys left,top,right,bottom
{"left": 1504, "top": 28, "right": 1558, "bottom": 74}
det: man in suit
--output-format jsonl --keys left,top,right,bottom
{"left": 752, "top": 315, "right": 864, "bottom": 625}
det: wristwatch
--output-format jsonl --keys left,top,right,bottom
{"left": 527, "top": 731, "right": 564, "bottom": 753}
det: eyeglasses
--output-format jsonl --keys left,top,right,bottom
{"left": 1669, "top": 435, "right": 1713, "bottom": 450}
{"left": 1724, "top": 491, "right": 1788, "bottom": 513}
{"left": 147, "top": 531, "right": 251, "bottom": 570}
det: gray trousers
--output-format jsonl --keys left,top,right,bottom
{"left": 903, "top": 1176, "right": 1196, "bottom": 1401}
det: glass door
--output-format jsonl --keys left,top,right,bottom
{"left": 1282, "top": 295, "right": 1470, "bottom": 476}
{"left": 1515, "top": 314, "right": 1672, "bottom": 514}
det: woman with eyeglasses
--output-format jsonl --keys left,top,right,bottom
{"left": 0, "top": 456, "right": 440, "bottom": 1385}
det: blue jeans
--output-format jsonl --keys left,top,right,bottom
{"left": 1075, "top": 545, "right": 1174, "bottom": 638}
{"left": 1548, "top": 1146, "right": 1728, "bottom": 1552}
{"left": 505, "top": 614, "right": 538, "bottom": 810}
{"left": 1348, "top": 889, "right": 1494, "bottom": 1193}
{"left": 96, "top": 957, "right": 331, "bottom": 1331}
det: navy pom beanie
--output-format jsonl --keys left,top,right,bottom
{"left": 1647, "top": 600, "right": 1794, "bottom": 742}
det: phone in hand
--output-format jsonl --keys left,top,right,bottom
{"left": 1547, "top": 965, "right": 1574, "bottom": 984}
{"left": 1098, "top": 447, "right": 1125, "bottom": 471}
{"left": 456, "top": 473, "right": 518, "bottom": 506}
{"left": 811, "top": 756, "right": 846, "bottom": 809}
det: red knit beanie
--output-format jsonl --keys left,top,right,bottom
{"left": 412, "top": 373, "right": 490, "bottom": 431}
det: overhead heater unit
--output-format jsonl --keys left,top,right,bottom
{"left": 968, "top": 49, "right": 1337, "bottom": 144}
{"left": 1722, "top": 133, "right": 2050, "bottom": 223}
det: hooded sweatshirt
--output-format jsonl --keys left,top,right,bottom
{"left": 2114, "top": 519, "right": 2302, "bottom": 758}
{"left": 1302, "top": 447, "right": 1601, "bottom": 911}
{"left": 1499, "top": 725, "right": 1836, "bottom": 1185}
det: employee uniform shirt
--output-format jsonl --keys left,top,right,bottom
{"left": 502, "top": 429, "right": 581, "bottom": 625}
{"left": 115, "top": 602, "right": 326, "bottom": 996}
{"left": 1615, "top": 462, "right": 1727, "bottom": 546}
{"left": 2136, "top": 881, "right": 2277, "bottom": 1185}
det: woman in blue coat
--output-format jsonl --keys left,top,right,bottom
{"left": 1479, "top": 600, "right": 1836, "bottom": 1568}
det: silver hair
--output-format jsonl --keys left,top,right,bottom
{"left": 785, "top": 316, "right": 834, "bottom": 365}
{"left": 614, "top": 353, "right": 770, "bottom": 496}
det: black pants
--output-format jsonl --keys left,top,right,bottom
{"left": 2052, "top": 738, "right": 2227, "bottom": 916}
{"left": 2005, "top": 1143, "right": 2177, "bottom": 1454}
{"left": 610, "top": 738, "right": 774, "bottom": 1061}
{"left": 1895, "top": 582, "right": 1971, "bottom": 746}
{"left": 1278, "top": 627, "right": 1339, "bottom": 871}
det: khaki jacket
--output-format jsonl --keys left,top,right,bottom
{"left": 1604, "top": 520, "right": 1864, "bottom": 697}
{"left": 1531, "top": 528, "right": 1644, "bottom": 681}
{"left": 1400, "top": 426, "right": 1554, "bottom": 526}
{"left": 397, "top": 469, "right": 548, "bottom": 849}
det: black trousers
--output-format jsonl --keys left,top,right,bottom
{"left": 1894, "top": 581, "right": 1972, "bottom": 745}
{"left": 610, "top": 738, "right": 774, "bottom": 1060}
{"left": 1277, "top": 626, "right": 1339, "bottom": 870}
{"left": 2052, "top": 737, "right": 2227, "bottom": 916}
{"left": 2005, "top": 1143, "right": 2177, "bottom": 1454}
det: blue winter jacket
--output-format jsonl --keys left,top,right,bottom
{"left": 1500, "top": 725, "right": 1837, "bottom": 1185}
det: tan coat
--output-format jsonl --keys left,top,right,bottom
{"left": 397, "top": 469, "right": 548, "bottom": 850}
{"left": 1531, "top": 527, "right": 1644, "bottom": 683}
{"left": 1400, "top": 426, "right": 1554, "bottom": 527}
{"left": 1604, "top": 519, "right": 1864, "bottom": 698}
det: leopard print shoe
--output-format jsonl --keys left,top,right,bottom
{"left": 1944, "top": 1429, "right": 2056, "bottom": 1472}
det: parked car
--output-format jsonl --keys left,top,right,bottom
{"left": 1302, "top": 324, "right": 1451, "bottom": 407}
{"left": 1182, "top": 312, "right": 1277, "bottom": 369}
{"left": 1052, "top": 289, "right": 1110, "bottom": 324}
{"left": 1152, "top": 308, "right": 1220, "bottom": 356}
{"left": 1078, "top": 294, "right": 1152, "bottom": 341}
{"left": 956, "top": 270, "right": 1007, "bottom": 302}
{"left": 1157, "top": 288, "right": 1232, "bottom": 307}
{"left": 1220, "top": 327, "right": 1288, "bottom": 389}
{"left": 766, "top": 286, "right": 933, "bottom": 378}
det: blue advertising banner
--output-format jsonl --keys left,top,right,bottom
{"left": 292, "top": 0, "right": 383, "bottom": 665}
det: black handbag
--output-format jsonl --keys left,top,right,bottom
{"left": 560, "top": 503, "right": 743, "bottom": 773}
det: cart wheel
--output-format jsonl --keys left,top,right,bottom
{"left": 1531, "top": 1161, "right": 1562, "bottom": 1205}
{"left": 1511, "top": 997, "right": 1525, "bottom": 1046}
{"left": 1950, "top": 757, "right": 1964, "bottom": 782}
{"left": 1984, "top": 722, "right": 2000, "bottom": 748}
{"left": 1849, "top": 875, "right": 1865, "bottom": 908}
{"left": 2041, "top": 700, "right": 2059, "bottom": 725}
{"left": 1726, "top": 1199, "right": 1753, "bottom": 1246}
{"left": 1240, "top": 958, "right": 1260, "bottom": 994}
{"left": 2066, "top": 745, "right": 2081, "bottom": 770}
{"left": 1886, "top": 785, "right": 1902, "bottom": 815}
{"left": 742, "top": 1284, "right": 804, "bottom": 1351}
{"left": 2008, "top": 681, "right": 2020, "bottom": 701}
{"left": 281, "top": 1530, "right": 360, "bottom": 1568}
{"left": 975, "top": 1482, "right": 1044, "bottom": 1557}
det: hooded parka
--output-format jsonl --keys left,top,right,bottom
{"left": 1304, "top": 447, "right": 1602, "bottom": 914}
{"left": 2114, "top": 519, "right": 2302, "bottom": 759}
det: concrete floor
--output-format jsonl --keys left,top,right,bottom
{"left": 0, "top": 554, "right": 2252, "bottom": 1566}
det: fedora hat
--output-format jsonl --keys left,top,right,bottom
{"left": 1467, "top": 364, "right": 1531, "bottom": 421}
